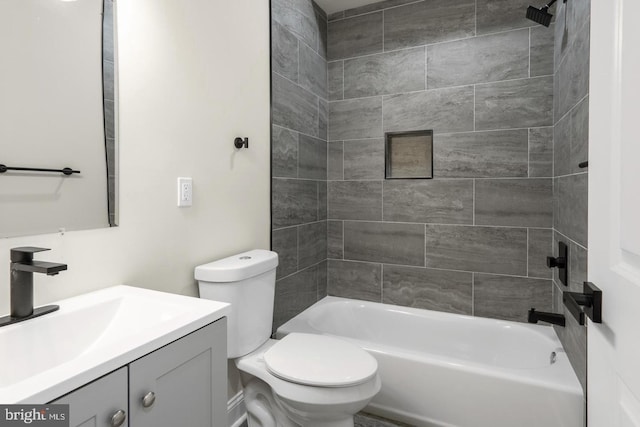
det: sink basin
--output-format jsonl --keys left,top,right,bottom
{"left": 0, "top": 285, "right": 229, "bottom": 403}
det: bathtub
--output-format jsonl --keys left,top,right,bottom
{"left": 276, "top": 296, "right": 584, "bottom": 427}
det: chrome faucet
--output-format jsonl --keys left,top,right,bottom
{"left": 0, "top": 247, "right": 67, "bottom": 327}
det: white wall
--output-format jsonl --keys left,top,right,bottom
{"left": 0, "top": 0, "right": 271, "bottom": 315}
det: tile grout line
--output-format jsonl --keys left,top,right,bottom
{"left": 552, "top": 82, "right": 556, "bottom": 237}
{"left": 472, "top": 179, "right": 476, "bottom": 225}
{"left": 317, "top": 96, "right": 321, "bottom": 155}
{"left": 474, "top": 0, "right": 477, "bottom": 36}
{"left": 472, "top": 273, "right": 475, "bottom": 316}
{"left": 382, "top": 9, "right": 385, "bottom": 52}
{"left": 294, "top": 34, "right": 325, "bottom": 64}
{"left": 555, "top": 229, "right": 588, "bottom": 251}
{"left": 342, "top": 60, "right": 345, "bottom": 100}
{"left": 317, "top": 181, "right": 320, "bottom": 222}
{"left": 328, "top": 25, "right": 539, "bottom": 60}
{"left": 528, "top": 128, "right": 531, "bottom": 177}
{"left": 274, "top": 219, "right": 329, "bottom": 232}
{"left": 273, "top": 70, "right": 323, "bottom": 103}
{"left": 341, "top": 141, "right": 345, "bottom": 180}
{"left": 528, "top": 28, "right": 532, "bottom": 78}
{"left": 380, "top": 263, "right": 384, "bottom": 303}
{"left": 554, "top": 92, "right": 589, "bottom": 128}
{"left": 325, "top": 126, "right": 553, "bottom": 143}
{"left": 381, "top": 95, "right": 385, "bottom": 145}
{"left": 327, "top": 74, "right": 554, "bottom": 105}
{"left": 336, "top": 0, "right": 424, "bottom": 21}
{"left": 555, "top": 171, "right": 589, "bottom": 179}
{"left": 326, "top": 91, "right": 330, "bottom": 181}
{"left": 325, "top": 15, "right": 329, "bottom": 109}
{"left": 296, "top": 124, "right": 301, "bottom": 179}
{"left": 332, "top": 218, "right": 552, "bottom": 231}
{"left": 424, "top": 224, "right": 428, "bottom": 274}
{"left": 526, "top": 228, "right": 530, "bottom": 277}
{"left": 272, "top": 124, "right": 326, "bottom": 143}
{"left": 276, "top": 259, "right": 327, "bottom": 283}
{"left": 306, "top": 176, "right": 558, "bottom": 182}
{"left": 326, "top": 257, "right": 552, "bottom": 281}
{"left": 342, "top": 220, "right": 345, "bottom": 260}
{"left": 296, "top": 225, "right": 300, "bottom": 272}
{"left": 381, "top": 179, "right": 385, "bottom": 221}
{"left": 473, "top": 85, "right": 476, "bottom": 131}
{"left": 424, "top": 45, "right": 428, "bottom": 90}
{"left": 296, "top": 38, "right": 300, "bottom": 83}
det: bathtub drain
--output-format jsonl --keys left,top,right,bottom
{"left": 550, "top": 351, "right": 557, "bottom": 365}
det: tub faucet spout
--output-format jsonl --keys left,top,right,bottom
{"left": 528, "top": 308, "right": 565, "bottom": 327}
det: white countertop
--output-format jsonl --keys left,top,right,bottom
{"left": 0, "top": 285, "right": 229, "bottom": 403}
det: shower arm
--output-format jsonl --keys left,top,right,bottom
{"left": 542, "top": 0, "right": 566, "bottom": 9}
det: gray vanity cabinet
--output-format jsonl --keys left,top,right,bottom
{"left": 129, "top": 319, "right": 227, "bottom": 427}
{"left": 51, "top": 319, "right": 227, "bottom": 427}
{"left": 53, "top": 367, "right": 128, "bottom": 427}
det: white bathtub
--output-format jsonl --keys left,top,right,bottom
{"left": 276, "top": 296, "right": 584, "bottom": 427}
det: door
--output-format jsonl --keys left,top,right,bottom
{"left": 128, "top": 320, "right": 227, "bottom": 427}
{"left": 52, "top": 367, "right": 128, "bottom": 427}
{"left": 588, "top": 0, "right": 640, "bottom": 425}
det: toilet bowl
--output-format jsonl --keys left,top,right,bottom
{"left": 238, "top": 336, "right": 380, "bottom": 427}
{"left": 195, "top": 250, "right": 380, "bottom": 427}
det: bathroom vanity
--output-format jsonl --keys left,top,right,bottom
{"left": 0, "top": 286, "right": 230, "bottom": 427}
{"left": 54, "top": 321, "right": 226, "bottom": 427}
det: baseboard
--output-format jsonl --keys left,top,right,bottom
{"left": 228, "top": 390, "right": 247, "bottom": 427}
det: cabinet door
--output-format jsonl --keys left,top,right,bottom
{"left": 52, "top": 367, "right": 128, "bottom": 427}
{"left": 129, "top": 319, "right": 227, "bottom": 427}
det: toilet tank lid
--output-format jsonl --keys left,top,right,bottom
{"left": 195, "top": 249, "right": 279, "bottom": 283}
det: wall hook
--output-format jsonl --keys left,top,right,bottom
{"left": 234, "top": 137, "right": 249, "bottom": 149}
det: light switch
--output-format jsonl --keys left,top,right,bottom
{"left": 177, "top": 177, "right": 192, "bottom": 207}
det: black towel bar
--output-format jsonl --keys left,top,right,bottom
{"left": 0, "top": 164, "right": 80, "bottom": 176}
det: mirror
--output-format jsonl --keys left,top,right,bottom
{"left": 0, "top": 0, "right": 118, "bottom": 237}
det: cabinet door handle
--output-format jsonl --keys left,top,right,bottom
{"left": 142, "top": 391, "right": 156, "bottom": 408}
{"left": 110, "top": 409, "right": 126, "bottom": 427}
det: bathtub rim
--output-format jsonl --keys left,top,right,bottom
{"left": 276, "top": 296, "right": 584, "bottom": 396}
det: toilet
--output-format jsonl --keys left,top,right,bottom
{"left": 196, "top": 249, "right": 381, "bottom": 427}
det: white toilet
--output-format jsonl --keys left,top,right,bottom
{"left": 196, "top": 249, "right": 381, "bottom": 427}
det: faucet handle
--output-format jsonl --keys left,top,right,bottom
{"left": 10, "top": 247, "right": 51, "bottom": 262}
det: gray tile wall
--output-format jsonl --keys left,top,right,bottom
{"left": 326, "top": 0, "right": 556, "bottom": 324}
{"left": 273, "top": 0, "right": 588, "bottom": 399}
{"left": 271, "top": 0, "right": 328, "bottom": 332}
{"left": 552, "top": 0, "right": 590, "bottom": 394}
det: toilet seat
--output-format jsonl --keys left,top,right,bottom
{"left": 235, "top": 337, "right": 381, "bottom": 407}
{"left": 263, "top": 333, "right": 377, "bottom": 387}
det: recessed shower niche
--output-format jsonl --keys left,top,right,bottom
{"left": 385, "top": 130, "right": 434, "bottom": 179}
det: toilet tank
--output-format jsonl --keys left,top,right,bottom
{"left": 195, "top": 249, "right": 278, "bottom": 358}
